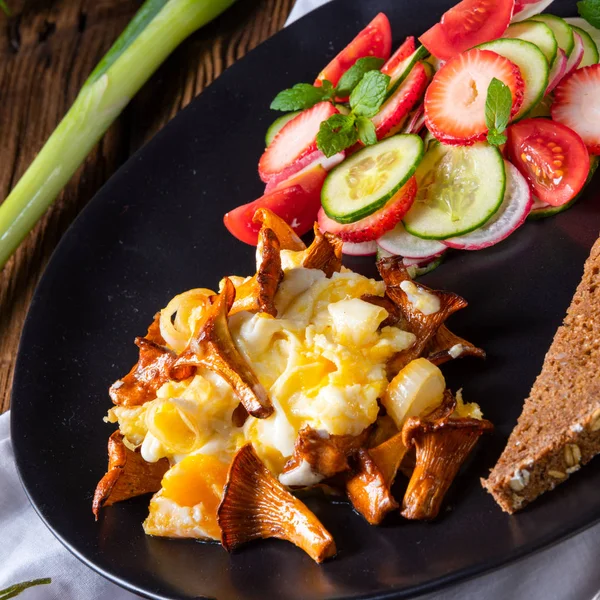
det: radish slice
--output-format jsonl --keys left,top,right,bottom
{"left": 444, "top": 161, "right": 532, "bottom": 250}
{"left": 402, "top": 251, "right": 445, "bottom": 267}
{"left": 546, "top": 49, "right": 567, "bottom": 94}
{"left": 403, "top": 104, "right": 426, "bottom": 134}
{"left": 342, "top": 241, "right": 378, "bottom": 256}
{"left": 265, "top": 151, "right": 345, "bottom": 193}
{"left": 377, "top": 221, "right": 447, "bottom": 258}
{"left": 511, "top": 0, "right": 555, "bottom": 23}
{"left": 563, "top": 32, "right": 585, "bottom": 78}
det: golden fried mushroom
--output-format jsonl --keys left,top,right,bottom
{"left": 377, "top": 256, "right": 469, "bottom": 376}
{"left": 346, "top": 448, "right": 399, "bottom": 525}
{"left": 302, "top": 225, "right": 343, "bottom": 277}
{"left": 401, "top": 393, "right": 493, "bottom": 520}
{"left": 280, "top": 426, "right": 371, "bottom": 486}
{"left": 92, "top": 431, "right": 169, "bottom": 519}
{"left": 109, "top": 316, "right": 195, "bottom": 407}
{"left": 175, "top": 278, "right": 273, "bottom": 419}
{"left": 426, "top": 325, "right": 486, "bottom": 366}
{"left": 252, "top": 208, "right": 306, "bottom": 251}
{"left": 217, "top": 444, "right": 337, "bottom": 563}
{"left": 228, "top": 227, "right": 283, "bottom": 317}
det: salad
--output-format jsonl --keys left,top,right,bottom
{"left": 224, "top": 0, "right": 600, "bottom": 276}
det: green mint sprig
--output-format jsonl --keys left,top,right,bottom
{"left": 485, "top": 77, "right": 512, "bottom": 147}
{"left": 0, "top": 578, "right": 51, "bottom": 599}
{"left": 269, "top": 57, "right": 384, "bottom": 111}
{"left": 316, "top": 70, "right": 390, "bottom": 157}
{"left": 0, "top": 1, "right": 10, "bottom": 16}
{"left": 578, "top": 0, "right": 600, "bottom": 28}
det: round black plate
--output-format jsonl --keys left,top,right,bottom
{"left": 12, "top": 1, "right": 600, "bottom": 599}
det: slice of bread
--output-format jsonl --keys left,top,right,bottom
{"left": 481, "top": 238, "right": 600, "bottom": 513}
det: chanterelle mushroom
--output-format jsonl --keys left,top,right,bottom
{"left": 228, "top": 226, "right": 283, "bottom": 317}
{"left": 217, "top": 444, "right": 337, "bottom": 563}
{"left": 252, "top": 207, "right": 306, "bottom": 251}
{"left": 401, "top": 392, "right": 493, "bottom": 520}
{"left": 174, "top": 278, "right": 273, "bottom": 419}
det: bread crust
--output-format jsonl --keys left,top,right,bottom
{"left": 482, "top": 238, "right": 600, "bottom": 513}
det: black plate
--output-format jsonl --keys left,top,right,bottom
{"left": 12, "top": 1, "right": 600, "bottom": 599}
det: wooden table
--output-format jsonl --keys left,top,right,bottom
{"left": 0, "top": 0, "right": 295, "bottom": 414}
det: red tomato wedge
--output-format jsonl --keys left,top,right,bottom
{"left": 224, "top": 164, "right": 327, "bottom": 246}
{"left": 506, "top": 118, "right": 590, "bottom": 207}
{"left": 419, "top": 0, "right": 514, "bottom": 61}
{"left": 381, "top": 36, "right": 416, "bottom": 77}
{"left": 315, "top": 13, "right": 392, "bottom": 88}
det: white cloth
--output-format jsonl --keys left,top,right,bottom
{"left": 2, "top": 2, "right": 600, "bottom": 599}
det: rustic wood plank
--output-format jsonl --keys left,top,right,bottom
{"left": 0, "top": 0, "right": 295, "bottom": 414}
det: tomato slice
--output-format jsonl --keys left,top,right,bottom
{"left": 419, "top": 0, "right": 514, "bottom": 61}
{"left": 315, "top": 13, "right": 392, "bottom": 88}
{"left": 224, "top": 164, "right": 327, "bottom": 245}
{"left": 506, "top": 118, "right": 590, "bottom": 207}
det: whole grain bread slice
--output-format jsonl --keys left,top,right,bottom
{"left": 481, "top": 238, "right": 600, "bottom": 513}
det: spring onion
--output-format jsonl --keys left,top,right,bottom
{"left": 0, "top": 578, "right": 51, "bottom": 599}
{"left": 0, "top": 0, "right": 236, "bottom": 269}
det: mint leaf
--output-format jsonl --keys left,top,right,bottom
{"left": 335, "top": 57, "right": 385, "bottom": 97}
{"left": 0, "top": 1, "right": 10, "bottom": 16}
{"left": 487, "top": 131, "right": 507, "bottom": 146}
{"left": 317, "top": 114, "right": 358, "bottom": 158}
{"left": 349, "top": 70, "right": 391, "bottom": 118}
{"left": 578, "top": 0, "right": 600, "bottom": 28}
{"left": 356, "top": 116, "right": 377, "bottom": 146}
{"left": 270, "top": 82, "right": 334, "bottom": 111}
{"left": 485, "top": 77, "right": 512, "bottom": 147}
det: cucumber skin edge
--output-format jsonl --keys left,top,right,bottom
{"left": 403, "top": 145, "right": 507, "bottom": 240}
{"left": 321, "top": 135, "right": 425, "bottom": 225}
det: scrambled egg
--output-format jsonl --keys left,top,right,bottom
{"left": 107, "top": 255, "right": 416, "bottom": 539}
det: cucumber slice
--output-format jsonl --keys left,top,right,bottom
{"left": 504, "top": 20, "right": 558, "bottom": 65}
{"left": 477, "top": 38, "right": 548, "bottom": 121}
{"left": 530, "top": 14, "right": 575, "bottom": 58}
{"left": 387, "top": 46, "right": 430, "bottom": 98}
{"left": 404, "top": 255, "right": 445, "bottom": 278}
{"left": 527, "top": 94, "right": 552, "bottom": 118}
{"left": 265, "top": 111, "right": 300, "bottom": 146}
{"left": 403, "top": 142, "right": 505, "bottom": 240}
{"left": 321, "top": 134, "right": 424, "bottom": 224}
{"left": 565, "top": 18, "right": 600, "bottom": 61}
{"left": 570, "top": 25, "right": 600, "bottom": 67}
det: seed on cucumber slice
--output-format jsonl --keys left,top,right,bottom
{"left": 403, "top": 141, "right": 505, "bottom": 240}
{"left": 570, "top": 25, "right": 600, "bottom": 67}
{"left": 477, "top": 39, "right": 548, "bottom": 121}
{"left": 265, "top": 111, "right": 300, "bottom": 146}
{"left": 504, "top": 20, "right": 558, "bottom": 65}
{"left": 321, "top": 134, "right": 424, "bottom": 224}
{"left": 530, "top": 14, "right": 575, "bottom": 58}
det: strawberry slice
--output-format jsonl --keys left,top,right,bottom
{"left": 552, "top": 64, "right": 600, "bottom": 155}
{"left": 264, "top": 151, "right": 345, "bottom": 193}
{"left": 372, "top": 62, "right": 429, "bottom": 140}
{"left": 258, "top": 102, "right": 338, "bottom": 183}
{"left": 424, "top": 48, "right": 524, "bottom": 145}
{"left": 317, "top": 177, "right": 417, "bottom": 243}
{"left": 381, "top": 36, "right": 416, "bottom": 78}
